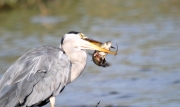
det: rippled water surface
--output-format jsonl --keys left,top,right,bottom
{"left": 0, "top": 0, "right": 180, "bottom": 107}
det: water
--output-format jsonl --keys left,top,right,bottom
{"left": 0, "top": 0, "right": 180, "bottom": 107}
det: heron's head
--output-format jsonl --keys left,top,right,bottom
{"left": 60, "top": 31, "right": 116, "bottom": 55}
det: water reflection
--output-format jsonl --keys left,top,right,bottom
{"left": 0, "top": 0, "right": 180, "bottom": 107}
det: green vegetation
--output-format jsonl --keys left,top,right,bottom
{"left": 0, "top": 0, "right": 51, "bottom": 11}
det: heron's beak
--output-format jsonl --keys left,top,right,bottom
{"left": 83, "top": 38, "right": 117, "bottom": 55}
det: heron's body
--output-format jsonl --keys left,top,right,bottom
{"left": 0, "top": 31, "right": 116, "bottom": 107}
{"left": 0, "top": 46, "right": 72, "bottom": 106}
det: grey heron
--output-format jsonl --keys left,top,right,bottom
{"left": 0, "top": 31, "right": 116, "bottom": 107}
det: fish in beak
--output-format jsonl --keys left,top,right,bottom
{"left": 82, "top": 38, "right": 118, "bottom": 55}
{"left": 92, "top": 41, "right": 117, "bottom": 67}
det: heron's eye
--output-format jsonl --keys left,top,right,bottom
{"left": 79, "top": 33, "right": 87, "bottom": 39}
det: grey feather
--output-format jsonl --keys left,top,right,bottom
{"left": 0, "top": 45, "right": 70, "bottom": 107}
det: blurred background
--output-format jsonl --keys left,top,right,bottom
{"left": 0, "top": 0, "right": 180, "bottom": 107}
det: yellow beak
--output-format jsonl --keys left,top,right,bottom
{"left": 83, "top": 38, "right": 117, "bottom": 55}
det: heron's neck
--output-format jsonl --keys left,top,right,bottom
{"left": 62, "top": 46, "right": 87, "bottom": 84}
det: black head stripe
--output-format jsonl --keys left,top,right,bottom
{"left": 61, "top": 36, "right": 65, "bottom": 45}
{"left": 67, "top": 31, "right": 80, "bottom": 34}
